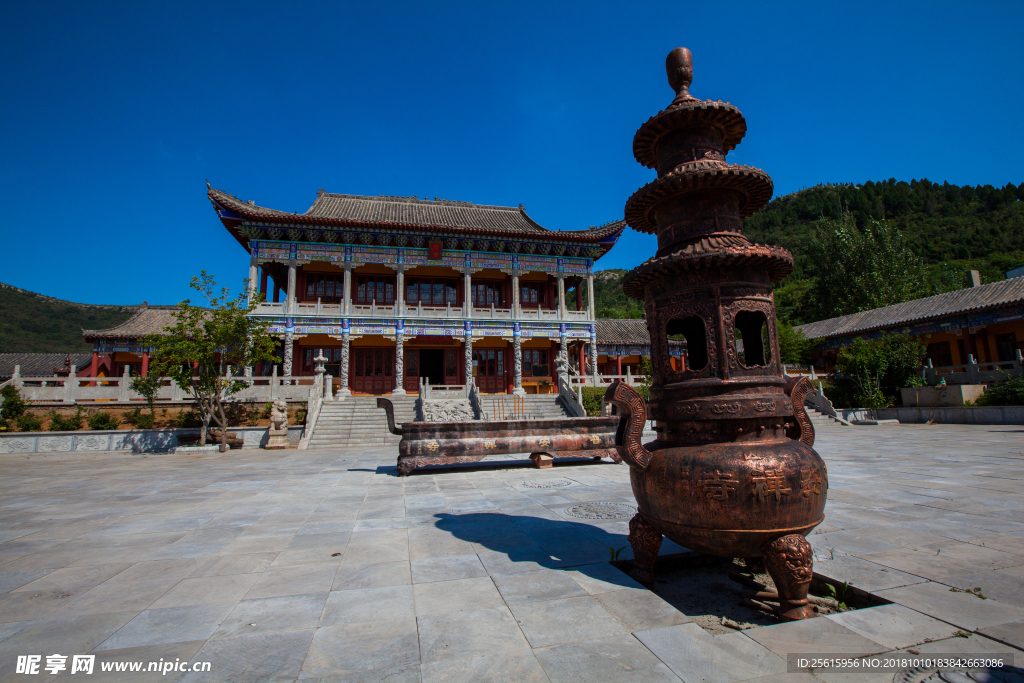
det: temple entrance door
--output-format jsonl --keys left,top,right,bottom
{"left": 472, "top": 349, "right": 506, "bottom": 393}
{"left": 444, "top": 348, "right": 459, "bottom": 386}
{"left": 351, "top": 347, "right": 394, "bottom": 394}
{"left": 419, "top": 349, "right": 444, "bottom": 386}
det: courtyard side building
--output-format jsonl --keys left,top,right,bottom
{"left": 797, "top": 275, "right": 1024, "bottom": 370}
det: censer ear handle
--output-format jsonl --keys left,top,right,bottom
{"left": 603, "top": 381, "right": 654, "bottom": 470}
{"left": 783, "top": 376, "right": 815, "bottom": 448}
{"left": 376, "top": 398, "right": 402, "bottom": 436}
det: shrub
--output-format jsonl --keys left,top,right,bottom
{"left": 87, "top": 411, "right": 122, "bottom": 430}
{"left": 581, "top": 387, "right": 604, "bottom": 416}
{"left": 48, "top": 408, "right": 85, "bottom": 431}
{"left": 294, "top": 408, "right": 306, "bottom": 425}
{"left": 16, "top": 413, "right": 44, "bottom": 432}
{"left": 1, "top": 385, "right": 27, "bottom": 421}
{"left": 245, "top": 406, "right": 261, "bottom": 426}
{"left": 170, "top": 408, "right": 203, "bottom": 428}
{"left": 976, "top": 376, "right": 1024, "bottom": 406}
{"left": 124, "top": 407, "right": 155, "bottom": 429}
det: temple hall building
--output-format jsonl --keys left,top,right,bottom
{"left": 208, "top": 185, "right": 625, "bottom": 396}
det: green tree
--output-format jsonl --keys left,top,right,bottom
{"left": 834, "top": 330, "right": 927, "bottom": 408}
{"left": 808, "top": 214, "right": 925, "bottom": 320}
{"left": 130, "top": 372, "right": 163, "bottom": 429}
{"left": 777, "top": 323, "right": 811, "bottom": 365}
{"left": 143, "top": 272, "right": 276, "bottom": 450}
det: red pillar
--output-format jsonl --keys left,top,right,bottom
{"left": 89, "top": 351, "right": 98, "bottom": 386}
{"left": 961, "top": 327, "right": 975, "bottom": 363}
{"left": 616, "top": 355, "right": 622, "bottom": 376}
{"left": 141, "top": 351, "right": 149, "bottom": 377}
{"left": 579, "top": 344, "right": 586, "bottom": 383}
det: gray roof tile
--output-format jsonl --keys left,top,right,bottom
{"left": 796, "top": 277, "right": 1024, "bottom": 340}
{"left": 82, "top": 307, "right": 183, "bottom": 340}
{"left": 0, "top": 353, "right": 92, "bottom": 381}
{"left": 208, "top": 187, "right": 624, "bottom": 241}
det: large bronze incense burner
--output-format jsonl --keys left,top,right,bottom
{"left": 604, "top": 47, "right": 826, "bottom": 621}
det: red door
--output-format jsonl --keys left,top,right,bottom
{"left": 473, "top": 349, "right": 506, "bottom": 393}
{"left": 351, "top": 347, "right": 394, "bottom": 394}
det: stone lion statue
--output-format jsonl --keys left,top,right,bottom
{"left": 269, "top": 400, "right": 288, "bottom": 431}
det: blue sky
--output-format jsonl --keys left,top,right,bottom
{"left": 2, "top": 1, "right": 1022, "bottom": 304}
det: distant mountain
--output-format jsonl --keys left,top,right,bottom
{"left": 595, "top": 179, "right": 1024, "bottom": 325}
{"left": 0, "top": 283, "right": 139, "bottom": 353}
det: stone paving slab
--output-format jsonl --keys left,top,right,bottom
{"left": 0, "top": 423, "right": 1022, "bottom": 681}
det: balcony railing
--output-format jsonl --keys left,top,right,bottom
{"left": 252, "top": 299, "right": 592, "bottom": 321}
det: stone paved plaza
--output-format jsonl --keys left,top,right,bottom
{"left": 0, "top": 422, "right": 1022, "bottom": 682}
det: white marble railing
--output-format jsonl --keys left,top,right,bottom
{"left": 0, "top": 365, "right": 313, "bottom": 404}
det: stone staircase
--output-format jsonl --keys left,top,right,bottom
{"left": 481, "top": 394, "right": 574, "bottom": 420}
{"left": 307, "top": 396, "right": 418, "bottom": 449}
{"left": 806, "top": 406, "right": 850, "bottom": 427}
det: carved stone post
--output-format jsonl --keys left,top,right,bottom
{"left": 393, "top": 321, "right": 406, "bottom": 396}
{"left": 464, "top": 322, "right": 474, "bottom": 387}
{"left": 248, "top": 257, "right": 259, "bottom": 306}
{"left": 511, "top": 273, "right": 520, "bottom": 317}
{"left": 396, "top": 266, "right": 405, "bottom": 316}
{"left": 283, "top": 324, "right": 294, "bottom": 384}
{"left": 513, "top": 323, "right": 526, "bottom": 396}
{"left": 559, "top": 326, "right": 569, "bottom": 383}
{"left": 557, "top": 275, "right": 566, "bottom": 320}
{"left": 343, "top": 264, "right": 352, "bottom": 316}
{"left": 338, "top": 325, "right": 351, "bottom": 398}
{"left": 586, "top": 273, "right": 595, "bottom": 321}
{"left": 589, "top": 324, "right": 598, "bottom": 386}
{"left": 286, "top": 259, "right": 297, "bottom": 314}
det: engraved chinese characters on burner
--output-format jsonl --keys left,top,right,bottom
{"left": 589, "top": 435, "right": 601, "bottom": 444}
{"left": 538, "top": 438, "right": 551, "bottom": 448}
{"left": 425, "top": 441, "right": 440, "bottom": 452}
{"left": 483, "top": 440, "right": 496, "bottom": 449}
{"left": 701, "top": 471, "right": 738, "bottom": 500}
{"left": 800, "top": 465, "right": 823, "bottom": 497}
{"left": 751, "top": 469, "right": 791, "bottom": 502}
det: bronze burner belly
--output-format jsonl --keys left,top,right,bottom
{"left": 604, "top": 47, "right": 828, "bottom": 621}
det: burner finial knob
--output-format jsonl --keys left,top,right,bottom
{"left": 666, "top": 47, "right": 694, "bottom": 103}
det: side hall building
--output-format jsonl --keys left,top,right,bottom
{"left": 797, "top": 276, "right": 1024, "bottom": 370}
{"left": 209, "top": 185, "right": 625, "bottom": 396}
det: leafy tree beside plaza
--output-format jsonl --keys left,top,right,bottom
{"left": 143, "top": 272, "right": 276, "bottom": 451}
{"left": 833, "top": 330, "right": 927, "bottom": 409}
{"left": 807, "top": 214, "right": 926, "bottom": 321}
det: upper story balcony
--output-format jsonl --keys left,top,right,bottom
{"left": 252, "top": 299, "right": 592, "bottom": 322}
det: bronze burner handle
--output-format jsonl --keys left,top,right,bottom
{"left": 783, "top": 376, "right": 815, "bottom": 447}
{"left": 603, "top": 381, "right": 654, "bottom": 470}
{"left": 376, "top": 398, "right": 403, "bottom": 436}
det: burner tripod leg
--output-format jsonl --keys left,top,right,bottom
{"left": 627, "top": 513, "right": 662, "bottom": 587}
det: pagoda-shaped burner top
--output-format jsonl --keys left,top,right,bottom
{"left": 604, "top": 47, "right": 828, "bottom": 622}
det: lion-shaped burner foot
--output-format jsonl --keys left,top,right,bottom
{"left": 762, "top": 534, "right": 815, "bottom": 621}
{"left": 627, "top": 513, "right": 663, "bottom": 587}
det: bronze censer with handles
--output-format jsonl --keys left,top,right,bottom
{"left": 604, "top": 47, "right": 827, "bottom": 621}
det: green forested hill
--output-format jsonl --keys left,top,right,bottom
{"left": 594, "top": 179, "right": 1024, "bottom": 325}
{"left": 0, "top": 284, "right": 138, "bottom": 353}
